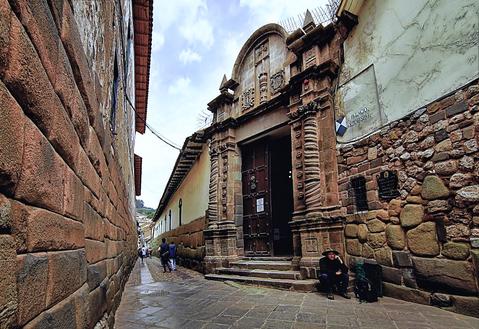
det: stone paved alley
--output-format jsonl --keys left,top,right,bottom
{"left": 115, "top": 259, "right": 479, "bottom": 329}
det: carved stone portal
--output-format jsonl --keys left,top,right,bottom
{"left": 241, "top": 87, "right": 255, "bottom": 110}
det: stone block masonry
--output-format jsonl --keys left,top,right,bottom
{"left": 0, "top": 0, "right": 139, "bottom": 328}
{"left": 338, "top": 80, "right": 479, "bottom": 317}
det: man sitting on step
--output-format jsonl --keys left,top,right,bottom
{"left": 319, "top": 248, "right": 351, "bottom": 300}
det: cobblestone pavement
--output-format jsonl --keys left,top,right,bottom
{"left": 115, "top": 259, "right": 479, "bottom": 329}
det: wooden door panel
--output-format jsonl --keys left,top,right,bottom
{"left": 242, "top": 141, "right": 271, "bottom": 256}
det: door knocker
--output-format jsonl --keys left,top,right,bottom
{"left": 249, "top": 175, "right": 257, "bottom": 191}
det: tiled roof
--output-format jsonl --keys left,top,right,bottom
{"left": 133, "top": 0, "right": 153, "bottom": 134}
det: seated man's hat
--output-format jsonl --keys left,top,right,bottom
{"left": 322, "top": 248, "right": 340, "bottom": 256}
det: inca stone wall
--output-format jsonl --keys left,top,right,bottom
{"left": 152, "top": 217, "right": 206, "bottom": 273}
{"left": 0, "top": 0, "right": 138, "bottom": 328}
{"left": 338, "top": 81, "right": 479, "bottom": 317}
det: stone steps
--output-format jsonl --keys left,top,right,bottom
{"left": 204, "top": 273, "right": 319, "bottom": 292}
{"left": 216, "top": 267, "right": 301, "bottom": 280}
{"left": 228, "top": 260, "right": 294, "bottom": 271}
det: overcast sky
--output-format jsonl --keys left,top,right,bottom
{"left": 134, "top": 0, "right": 329, "bottom": 208}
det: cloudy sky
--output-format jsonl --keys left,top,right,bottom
{"left": 135, "top": 0, "right": 329, "bottom": 208}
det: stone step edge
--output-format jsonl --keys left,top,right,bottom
{"left": 216, "top": 267, "right": 302, "bottom": 279}
{"left": 205, "top": 273, "right": 319, "bottom": 292}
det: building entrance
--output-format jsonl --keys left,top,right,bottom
{"left": 241, "top": 133, "right": 293, "bottom": 257}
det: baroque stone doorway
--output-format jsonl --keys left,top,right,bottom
{"left": 240, "top": 131, "right": 293, "bottom": 257}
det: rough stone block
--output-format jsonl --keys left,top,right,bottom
{"left": 0, "top": 0, "right": 12, "bottom": 78}
{"left": 0, "top": 194, "right": 12, "bottom": 232}
{"left": 452, "top": 295, "right": 479, "bottom": 318}
{"left": 366, "top": 232, "right": 386, "bottom": 249}
{"left": 23, "top": 293, "right": 77, "bottom": 329}
{"left": 413, "top": 257, "right": 477, "bottom": 295}
{"left": 357, "top": 224, "right": 368, "bottom": 243}
{"left": 345, "top": 239, "right": 362, "bottom": 256}
{"left": 4, "top": 15, "right": 80, "bottom": 171}
{"left": 400, "top": 204, "right": 424, "bottom": 228}
{"left": 87, "top": 261, "right": 107, "bottom": 292}
{"left": 407, "top": 222, "right": 439, "bottom": 256}
{"left": 26, "top": 207, "right": 85, "bottom": 252}
{"left": 455, "top": 185, "right": 479, "bottom": 203}
{"left": 14, "top": 120, "right": 65, "bottom": 214}
{"left": 46, "top": 249, "right": 87, "bottom": 307}
{"left": 77, "top": 148, "right": 101, "bottom": 198}
{"left": 366, "top": 219, "right": 386, "bottom": 233}
{"left": 430, "top": 293, "right": 452, "bottom": 307}
{"left": 374, "top": 246, "right": 392, "bottom": 266}
{"left": 344, "top": 224, "right": 358, "bottom": 238}
{"left": 392, "top": 250, "right": 412, "bottom": 268}
{"left": 421, "top": 176, "right": 449, "bottom": 200}
{"left": 441, "top": 242, "right": 470, "bottom": 260}
{"left": 0, "top": 235, "right": 17, "bottom": 328}
{"left": 381, "top": 266, "right": 402, "bottom": 284}
{"left": 401, "top": 268, "right": 418, "bottom": 288}
{"left": 386, "top": 225, "right": 406, "bottom": 250}
{"left": 83, "top": 203, "right": 105, "bottom": 241}
{"left": 85, "top": 239, "right": 106, "bottom": 264}
{"left": 382, "top": 282, "right": 430, "bottom": 305}
{"left": 64, "top": 167, "right": 84, "bottom": 220}
{"left": 0, "top": 81, "right": 25, "bottom": 195}
{"left": 16, "top": 253, "right": 49, "bottom": 326}
{"left": 87, "top": 284, "right": 107, "bottom": 328}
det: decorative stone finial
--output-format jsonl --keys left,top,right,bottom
{"left": 303, "top": 9, "right": 316, "bottom": 32}
{"left": 219, "top": 74, "right": 228, "bottom": 91}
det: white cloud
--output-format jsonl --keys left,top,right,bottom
{"left": 179, "top": 49, "right": 202, "bottom": 64}
{"left": 151, "top": 31, "right": 165, "bottom": 52}
{"left": 179, "top": 18, "right": 214, "bottom": 48}
{"left": 167, "top": 77, "right": 191, "bottom": 95}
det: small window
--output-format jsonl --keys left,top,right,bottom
{"left": 377, "top": 170, "right": 400, "bottom": 200}
{"left": 168, "top": 210, "right": 172, "bottom": 231}
{"left": 110, "top": 54, "right": 119, "bottom": 134}
{"left": 351, "top": 176, "right": 368, "bottom": 211}
{"left": 178, "top": 199, "right": 183, "bottom": 226}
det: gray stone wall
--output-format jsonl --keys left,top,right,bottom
{"left": 338, "top": 80, "right": 479, "bottom": 317}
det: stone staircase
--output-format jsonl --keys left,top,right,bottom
{"left": 204, "top": 257, "right": 319, "bottom": 291}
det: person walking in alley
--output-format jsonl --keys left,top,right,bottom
{"left": 318, "top": 248, "right": 351, "bottom": 300}
{"left": 169, "top": 241, "right": 177, "bottom": 271}
{"left": 138, "top": 247, "right": 145, "bottom": 263}
{"left": 158, "top": 238, "right": 172, "bottom": 272}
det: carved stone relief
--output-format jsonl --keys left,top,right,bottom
{"left": 255, "top": 40, "right": 269, "bottom": 63}
{"left": 258, "top": 72, "right": 268, "bottom": 104}
{"left": 304, "top": 47, "right": 316, "bottom": 69}
{"left": 270, "top": 70, "right": 285, "bottom": 94}
{"left": 241, "top": 87, "right": 255, "bottom": 110}
{"left": 207, "top": 141, "right": 219, "bottom": 224}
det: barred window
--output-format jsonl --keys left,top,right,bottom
{"left": 351, "top": 176, "right": 368, "bottom": 211}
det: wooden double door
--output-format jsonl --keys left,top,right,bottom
{"left": 241, "top": 137, "right": 293, "bottom": 257}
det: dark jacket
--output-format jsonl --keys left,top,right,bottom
{"left": 160, "top": 242, "right": 169, "bottom": 258}
{"left": 169, "top": 243, "right": 177, "bottom": 258}
{"left": 319, "top": 256, "right": 348, "bottom": 276}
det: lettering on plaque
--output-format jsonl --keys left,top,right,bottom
{"left": 347, "top": 107, "right": 371, "bottom": 128}
{"left": 377, "top": 170, "right": 400, "bottom": 200}
{"left": 256, "top": 198, "right": 264, "bottom": 213}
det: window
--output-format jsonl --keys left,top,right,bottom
{"left": 351, "top": 176, "right": 368, "bottom": 211}
{"left": 179, "top": 199, "right": 183, "bottom": 226}
{"left": 110, "top": 54, "right": 119, "bottom": 134}
{"left": 168, "top": 210, "right": 172, "bottom": 231}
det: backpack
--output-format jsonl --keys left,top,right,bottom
{"left": 354, "top": 263, "right": 378, "bottom": 303}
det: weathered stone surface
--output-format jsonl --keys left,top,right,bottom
{"left": 430, "top": 293, "right": 452, "bottom": 307}
{"left": 46, "top": 250, "right": 87, "bottom": 307}
{"left": 407, "top": 222, "right": 439, "bottom": 256}
{"left": 362, "top": 243, "right": 374, "bottom": 258}
{"left": 452, "top": 295, "right": 479, "bottom": 318}
{"left": 16, "top": 253, "right": 49, "bottom": 326}
{"left": 400, "top": 204, "right": 424, "bottom": 228}
{"left": 449, "top": 173, "right": 473, "bottom": 189}
{"left": 446, "top": 224, "right": 470, "bottom": 241}
{"left": 382, "top": 282, "right": 430, "bottom": 305}
{"left": 426, "top": 200, "right": 450, "bottom": 213}
{"left": 366, "top": 219, "right": 386, "bottom": 233}
{"left": 85, "top": 239, "right": 106, "bottom": 264}
{"left": 386, "top": 225, "right": 406, "bottom": 250}
{"left": 27, "top": 208, "right": 85, "bottom": 252}
{"left": 366, "top": 232, "right": 386, "bottom": 249}
{"left": 459, "top": 155, "right": 474, "bottom": 171}
{"left": 421, "top": 176, "right": 449, "bottom": 200}
{"left": 0, "top": 81, "right": 25, "bottom": 195}
{"left": 434, "top": 139, "right": 452, "bottom": 152}
{"left": 375, "top": 209, "right": 390, "bottom": 221}
{"left": 434, "top": 160, "right": 458, "bottom": 175}
{"left": 87, "top": 261, "right": 107, "bottom": 292}
{"left": 23, "top": 294, "right": 77, "bottom": 329}
{"left": 387, "top": 200, "right": 401, "bottom": 217}
{"left": 374, "top": 246, "right": 392, "bottom": 266}
{"left": 0, "top": 194, "right": 12, "bottom": 231}
{"left": 357, "top": 224, "right": 368, "bottom": 243}
{"left": 455, "top": 185, "right": 479, "bottom": 203}
{"left": 344, "top": 224, "right": 358, "bottom": 238}
{"left": 392, "top": 250, "right": 412, "bottom": 267}
{"left": 382, "top": 266, "right": 402, "bottom": 284}
{"left": 405, "top": 196, "right": 423, "bottom": 204}
{"left": 346, "top": 239, "right": 362, "bottom": 256}
{"left": 87, "top": 285, "right": 107, "bottom": 328}
{"left": 414, "top": 257, "right": 478, "bottom": 295}
{"left": 441, "top": 242, "right": 470, "bottom": 260}
{"left": 0, "top": 236, "right": 17, "bottom": 328}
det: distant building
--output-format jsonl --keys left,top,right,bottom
{"left": 0, "top": 0, "right": 153, "bottom": 327}
{"left": 153, "top": 0, "right": 478, "bottom": 316}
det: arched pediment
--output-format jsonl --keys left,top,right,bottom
{"left": 231, "top": 24, "right": 290, "bottom": 113}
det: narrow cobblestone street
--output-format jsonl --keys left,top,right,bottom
{"left": 114, "top": 259, "right": 479, "bottom": 329}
